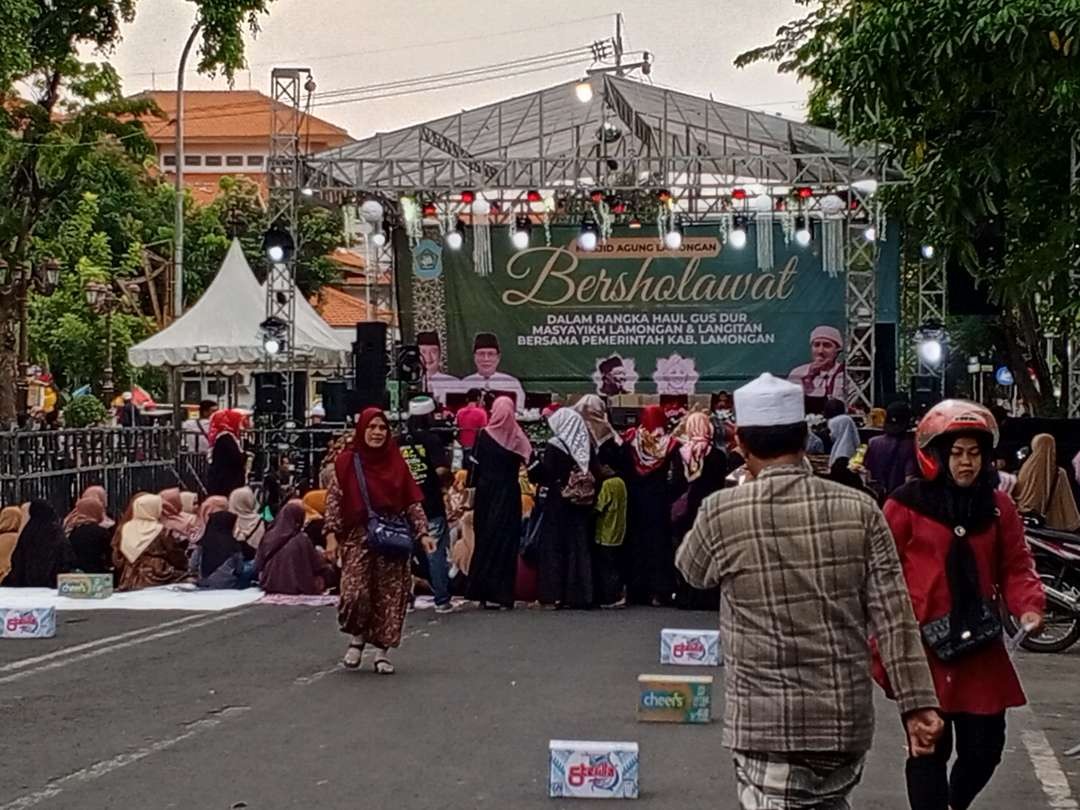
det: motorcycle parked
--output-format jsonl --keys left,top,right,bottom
{"left": 1002, "top": 521, "right": 1080, "bottom": 653}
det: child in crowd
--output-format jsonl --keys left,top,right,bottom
{"left": 592, "top": 464, "right": 627, "bottom": 608}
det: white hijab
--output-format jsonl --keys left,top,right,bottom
{"left": 828, "top": 415, "right": 860, "bottom": 466}
{"left": 120, "top": 494, "right": 165, "bottom": 564}
{"left": 548, "top": 408, "right": 592, "bottom": 473}
{"left": 228, "top": 486, "right": 265, "bottom": 548}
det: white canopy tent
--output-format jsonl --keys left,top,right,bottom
{"left": 128, "top": 239, "right": 351, "bottom": 370}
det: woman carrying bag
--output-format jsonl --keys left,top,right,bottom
{"left": 325, "top": 408, "right": 436, "bottom": 674}
{"left": 873, "top": 400, "right": 1044, "bottom": 810}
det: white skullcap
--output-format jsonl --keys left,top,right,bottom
{"left": 734, "top": 373, "right": 805, "bottom": 428}
{"left": 408, "top": 396, "right": 436, "bottom": 417}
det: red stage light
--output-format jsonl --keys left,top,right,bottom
{"left": 526, "top": 190, "right": 542, "bottom": 203}
{"left": 460, "top": 190, "right": 476, "bottom": 204}
{"left": 797, "top": 187, "right": 814, "bottom": 199}
{"left": 422, "top": 202, "right": 437, "bottom": 217}
{"left": 731, "top": 188, "right": 747, "bottom": 200}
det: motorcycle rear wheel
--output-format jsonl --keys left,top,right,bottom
{"left": 1003, "top": 577, "right": 1080, "bottom": 654}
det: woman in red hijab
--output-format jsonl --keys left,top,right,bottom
{"left": 326, "top": 408, "right": 435, "bottom": 674}
{"left": 206, "top": 409, "right": 249, "bottom": 497}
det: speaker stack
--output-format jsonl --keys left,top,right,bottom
{"left": 351, "top": 321, "right": 389, "bottom": 413}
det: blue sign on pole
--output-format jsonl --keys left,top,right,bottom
{"left": 995, "top": 366, "right": 1014, "bottom": 387}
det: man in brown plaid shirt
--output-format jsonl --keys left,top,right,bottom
{"left": 676, "top": 373, "right": 943, "bottom": 809}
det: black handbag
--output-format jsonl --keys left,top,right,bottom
{"left": 920, "top": 599, "right": 1002, "bottom": 662}
{"left": 353, "top": 455, "right": 414, "bottom": 557}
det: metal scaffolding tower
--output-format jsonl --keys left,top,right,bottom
{"left": 1069, "top": 132, "right": 1080, "bottom": 417}
{"left": 265, "top": 67, "right": 311, "bottom": 420}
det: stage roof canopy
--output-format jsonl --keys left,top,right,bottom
{"left": 309, "top": 73, "right": 887, "bottom": 192}
{"left": 127, "top": 239, "right": 350, "bottom": 370}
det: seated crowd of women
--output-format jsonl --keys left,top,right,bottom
{"left": 0, "top": 483, "right": 338, "bottom": 596}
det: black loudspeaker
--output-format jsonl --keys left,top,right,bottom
{"left": 253, "top": 372, "right": 285, "bottom": 414}
{"left": 253, "top": 371, "right": 307, "bottom": 420}
{"left": 353, "top": 321, "right": 388, "bottom": 412}
{"left": 910, "top": 374, "right": 942, "bottom": 417}
{"left": 319, "top": 379, "right": 349, "bottom": 422}
{"left": 354, "top": 322, "right": 388, "bottom": 384}
{"left": 874, "top": 323, "right": 898, "bottom": 404}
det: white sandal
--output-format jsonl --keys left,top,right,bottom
{"left": 343, "top": 641, "right": 364, "bottom": 669}
{"left": 373, "top": 652, "right": 395, "bottom": 675}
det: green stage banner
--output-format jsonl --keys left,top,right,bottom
{"left": 423, "top": 225, "right": 882, "bottom": 399}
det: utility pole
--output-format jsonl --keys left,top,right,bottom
{"left": 614, "top": 13, "right": 624, "bottom": 75}
{"left": 173, "top": 21, "right": 202, "bottom": 321}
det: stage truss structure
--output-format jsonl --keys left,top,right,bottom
{"left": 1069, "top": 131, "right": 1080, "bottom": 417}
{"left": 290, "top": 73, "right": 897, "bottom": 410}
{"left": 915, "top": 254, "right": 948, "bottom": 388}
{"left": 265, "top": 67, "right": 310, "bottom": 421}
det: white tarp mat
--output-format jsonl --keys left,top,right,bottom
{"left": 0, "top": 585, "right": 264, "bottom": 612}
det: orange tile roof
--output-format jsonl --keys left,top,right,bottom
{"left": 329, "top": 248, "right": 366, "bottom": 269}
{"left": 161, "top": 171, "right": 269, "bottom": 204}
{"left": 311, "top": 285, "right": 394, "bottom": 328}
{"left": 131, "top": 90, "right": 352, "bottom": 145}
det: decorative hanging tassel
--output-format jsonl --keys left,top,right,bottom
{"left": 755, "top": 213, "right": 774, "bottom": 271}
{"left": 400, "top": 196, "right": 422, "bottom": 247}
{"left": 471, "top": 199, "right": 492, "bottom": 276}
{"left": 822, "top": 216, "right": 844, "bottom": 277}
{"left": 717, "top": 210, "right": 734, "bottom": 245}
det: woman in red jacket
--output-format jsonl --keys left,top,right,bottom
{"left": 879, "top": 399, "right": 1044, "bottom": 810}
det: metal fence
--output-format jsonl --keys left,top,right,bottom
{"left": 0, "top": 425, "right": 353, "bottom": 517}
{"left": 0, "top": 428, "right": 185, "bottom": 517}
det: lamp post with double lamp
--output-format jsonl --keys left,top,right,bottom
{"left": 85, "top": 280, "right": 134, "bottom": 405}
{"left": 14, "top": 258, "right": 61, "bottom": 415}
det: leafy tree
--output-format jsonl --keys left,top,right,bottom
{"left": 739, "top": 0, "right": 1080, "bottom": 413}
{"left": 181, "top": 174, "right": 342, "bottom": 301}
{"left": 63, "top": 393, "right": 108, "bottom": 427}
{"left": 0, "top": 0, "right": 273, "bottom": 424}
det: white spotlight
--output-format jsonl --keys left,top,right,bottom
{"left": 921, "top": 244, "right": 936, "bottom": 260}
{"left": 267, "top": 245, "right": 285, "bottom": 263}
{"left": 445, "top": 231, "right": 463, "bottom": 250}
{"left": 371, "top": 232, "right": 387, "bottom": 248}
{"left": 301, "top": 187, "right": 315, "bottom": 197}
{"left": 795, "top": 228, "right": 812, "bottom": 247}
{"left": 511, "top": 229, "right": 530, "bottom": 250}
{"left": 917, "top": 339, "right": 944, "bottom": 367}
{"left": 663, "top": 229, "right": 683, "bottom": 250}
{"left": 575, "top": 80, "right": 594, "bottom": 103}
{"left": 578, "top": 230, "right": 598, "bottom": 251}
{"left": 264, "top": 337, "right": 280, "bottom": 356}
{"left": 729, "top": 228, "right": 748, "bottom": 249}
{"left": 863, "top": 226, "right": 877, "bottom": 242}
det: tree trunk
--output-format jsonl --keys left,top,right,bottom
{"left": 0, "top": 292, "right": 17, "bottom": 425}
{"left": 1001, "top": 307, "right": 1046, "bottom": 414}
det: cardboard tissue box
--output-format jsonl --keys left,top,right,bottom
{"left": 637, "top": 674, "right": 713, "bottom": 724}
{"left": 549, "top": 740, "right": 639, "bottom": 799}
{"left": 1, "top": 607, "right": 57, "bottom": 639}
{"left": 660, "top": 628, "right": 720, "bottom": 666}
{"left": 57, "top": 573, "right": 113, "bottom": 599}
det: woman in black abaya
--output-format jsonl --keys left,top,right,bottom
{"left": 622, "top": 405, "right": 681, "bottom": 606}
{"left": 466, "top": 396, "right": 531, "bottom": 609}
{"left": 531, "top": 408, "right": 594, "bottom": 609}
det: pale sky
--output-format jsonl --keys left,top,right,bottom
{"left": 97, "top": 0, "right": 809, "bottom": 138}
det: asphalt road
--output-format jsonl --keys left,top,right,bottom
{"left": 1, "top": 604, "right": 1077, "bottom": 810}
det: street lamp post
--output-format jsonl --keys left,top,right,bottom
{"left": 85, "top": 281, "right": 124, "bottom": 404}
